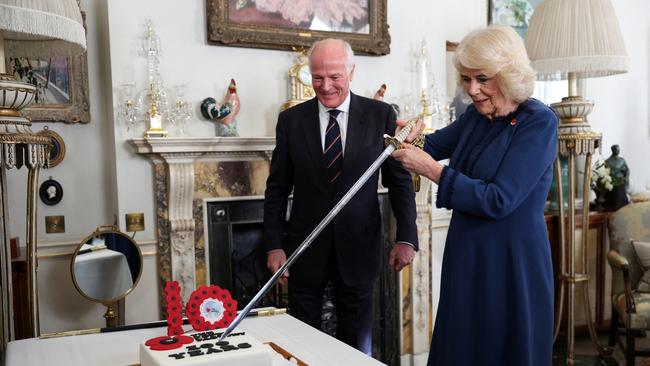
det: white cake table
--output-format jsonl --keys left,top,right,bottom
{"left": 6, "top": 314, "right": 385, "bottom": 366}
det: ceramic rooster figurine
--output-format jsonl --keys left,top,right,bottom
{"left": 200, "top": 78, "right": 240, "bottom": 136}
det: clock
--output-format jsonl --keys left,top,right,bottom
{"left": 282, "top": 50, "right": 315, "bottom": 111}
{"left": 297, "top": 63, "right": 312, "bottom": 86}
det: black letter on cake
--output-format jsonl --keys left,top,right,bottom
{"left": 168, "top": 353, "right": 185, "bottom": 360}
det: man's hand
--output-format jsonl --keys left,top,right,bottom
{"left": 388, "top": 243, "right": 415, "bottom": 272}
{"left": 267, "top": 249, "right": 289, "bottom": 285}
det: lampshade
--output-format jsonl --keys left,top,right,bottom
{"left": 0, "top": 0, "right": 87, "bottom": 161}
{"left": 0, "top": 0, "right": 86, "bottom": 57}
{"left": 525, "top": 0, "right": 628, "bottom": 81}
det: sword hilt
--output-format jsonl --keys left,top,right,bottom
{"left": 384, "top": 117, "right": 419, "bottom": 150}
{"left": 384, "top": 117, "right": 422, "bottom": 192}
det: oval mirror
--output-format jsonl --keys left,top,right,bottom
{"left": 70, "top": 225, "right": 143, "bottom": 327}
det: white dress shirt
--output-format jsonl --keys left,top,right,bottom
{"left": 317, "top": 92, "right": 351, "bottom": 155}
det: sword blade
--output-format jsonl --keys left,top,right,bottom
{"left": 216, "top": 117, "right": 418, "bottom": 342}
{"left": 216, "top": 145, "right": 396, "bottom": 342}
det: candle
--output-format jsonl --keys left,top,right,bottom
{"left": 150, "top": 114, "right": 161, "bottom": 129}
{"left": 420, "top": 59, "right": 428, "bottom": 91}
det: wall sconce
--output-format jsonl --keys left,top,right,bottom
{"left": 398, "top": 40, "right": 453, "bottom": 130}
{"left": 117, "top": 19, "right": 191, "bottom": 138}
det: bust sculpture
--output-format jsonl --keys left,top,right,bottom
{"left": 603, "top": 144, "right": 630, "bottom": 210}
{"left": 605, "top": 144, "right": 629, "bottom": 188}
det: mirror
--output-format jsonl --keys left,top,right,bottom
{"left": 70, "top": 225, "right": 143, "bottom": 327}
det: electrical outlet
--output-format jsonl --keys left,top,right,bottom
{"left": 125, "top": 212, "right": 145, "bottom": 232}
{"left": 45, "top": 216, "right": 65, "bottom": 233}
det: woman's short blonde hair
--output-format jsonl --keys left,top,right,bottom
{"left": 453, "top": 25, "right": 536, "bottom": 103}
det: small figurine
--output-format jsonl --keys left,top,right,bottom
{"left": 200, "top": 78, "right": 240, "bottom": 136}
{"left": 603, "top": 144, "right": 630, "bottom": 210}
{"left": 373, "top": 83, "right": 386, "bottom": 101}
{"left": 372, "top": 83, "right": 401, "bottom": 117}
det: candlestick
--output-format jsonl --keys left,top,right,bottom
{"left": 145, "top": 83, "right": 167, "bottom": 138}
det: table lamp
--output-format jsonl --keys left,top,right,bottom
{"left": 0, "top": 0, "right": 86, "bottom": 342}
{"left": 525, "top": 0, "right": 628, "bottom": 364}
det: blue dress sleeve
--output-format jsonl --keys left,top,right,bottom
{"left": 423, "top": 113, "right": 467, "bottom": 161}
{"left": 435, "top": 107, "right": 558, "bottom": 219}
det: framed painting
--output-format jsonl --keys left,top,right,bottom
{"left": 7, "top": 51, "right": 90, "bottom": 124}
{"left": 206, "top": 0, "right": 390, "bottom": 55}
{"left": 488, "top": 0, "right": 540, "bottom": 39}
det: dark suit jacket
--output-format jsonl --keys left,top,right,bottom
{"left": 264, "top": 93, "right": 418, "bottom": 287}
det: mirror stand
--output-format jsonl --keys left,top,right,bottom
{"left": 102, "top": 302, "right": 117, "bottom": 328}
{"left": 71, "top": 225, "right": 143, "bottom": 329}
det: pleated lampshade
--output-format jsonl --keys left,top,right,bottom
{"left": 525, "top": 0, "right": 628, "bottom": 81}
{"left": 0, "top": 0, "right": 86, "bottom": 58}
{"left": 0, "top": 0, "right": 87, "bottom": 150}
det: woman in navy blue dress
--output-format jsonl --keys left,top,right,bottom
{"left": 393, "top": 25, "right": 557, "bottom": 366}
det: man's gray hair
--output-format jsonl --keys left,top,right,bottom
{"left": 307, "top": 38, "right": 355, "bottom": 72}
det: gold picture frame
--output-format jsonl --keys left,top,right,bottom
{"left": 5, "top": 10, "right": 90, "bottom": 124}
{"left": 37, "top": 128, "right": 66, "bottom": 168}
{"left": 206, "top": 0, "right": 391, "bottom": 56}
{"left": 7, "top": 52, "right": 90, "bottom": 124}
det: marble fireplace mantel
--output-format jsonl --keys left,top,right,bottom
{"left": 129, "top": 137, "right": 275, "bottom": 303}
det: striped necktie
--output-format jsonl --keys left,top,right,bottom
{"left": 324, "top": 109, "right": 343, "bottom": 183}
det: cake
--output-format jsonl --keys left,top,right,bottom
{"left": 140, "top": 329, "right": 272, "bottom": 366}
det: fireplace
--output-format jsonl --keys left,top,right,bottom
{"left": 206, "top": 197, "right": 288, "bottom": 310}
{"left": 205, "top": 194, "right": 399, "bottom": 364}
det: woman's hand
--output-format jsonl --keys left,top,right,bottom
{"left": 396, "top": 117, "right": 425, "bottom": 143}
{"left": 392, "top": 143, "right": 443, "bottom": 183}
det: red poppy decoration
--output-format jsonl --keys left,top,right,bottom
{"left": 144, "top": 335, "right": 194, "bottom": 351}
{"left": 165, "top": 281, "right": 183, "bottom": 337}
{"left": 510, "top": 118, "right": 517, "bottom": 126}
{"left": 185, "top": 285, "right": 237, "bottom": 331}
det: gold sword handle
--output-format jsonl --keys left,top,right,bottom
{"left": 384, "top": 117, "right": 426, "bottom": 192}
{"left": 384, "top": 117, "right": 419, "bottom": 150}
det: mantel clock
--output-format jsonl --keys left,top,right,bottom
{"left": 282, "top": 51, "right": 315, "bottom": 111}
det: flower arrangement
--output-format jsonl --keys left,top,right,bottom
{"left": 591, "top": 160, "right": 613, "bottom": 192}
{"left": 493, "top": 0, "right": 534, "bottom": 27}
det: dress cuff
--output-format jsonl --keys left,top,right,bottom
{"left": 436, "top": 165, "right": 458, "bottom": 209}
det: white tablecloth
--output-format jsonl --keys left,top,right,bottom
{"left": 73, "top": 245, "right": 133, "bottom": 300}
{"left": 6, "top": 314, "right": 385, "bottom": 366}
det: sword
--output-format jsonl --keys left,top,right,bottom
{"left": 216, "top": 118, "right": 419, "bottom": 342}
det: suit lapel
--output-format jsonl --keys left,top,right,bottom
{"left": 301, "top": 98, "right": 329, "bottom": 185}
{"left": 342, "top": 93, "right": 368, "bottom": 177}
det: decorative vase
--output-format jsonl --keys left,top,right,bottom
{"left": 594, "top": 190, "right": 607, "bottom": 211}
{"left": 603, "top": 185, "right": 629, "bottom": 211}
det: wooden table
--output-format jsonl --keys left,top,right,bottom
{"left": 546, "top": 210, "right": 613, "bottom": 331}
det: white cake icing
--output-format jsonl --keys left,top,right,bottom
{"left": 139, "top": 330, "right": 272, "bottom": 366}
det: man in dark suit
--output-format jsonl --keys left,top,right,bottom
{"left": 264, "top": 38, "right": 418, "bottom": 354}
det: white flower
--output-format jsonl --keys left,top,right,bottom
{"left": 591, "top": 159, "right": 613, "bottom": 192}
